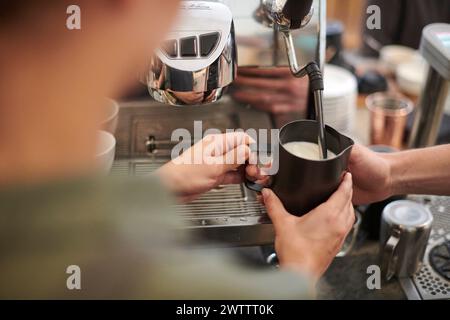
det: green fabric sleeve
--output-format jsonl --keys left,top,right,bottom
{"left": 0, "top": 176, "right": 313, "bottom": 299}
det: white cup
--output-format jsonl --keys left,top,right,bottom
{"left": 95, "top": 130, "right": 116, "bottom": 174}
{"left": 380, "top": 45, "right": 417, "bottom": 74}
{"left": 100, "top": 99, "right": 119, "bottom": 135}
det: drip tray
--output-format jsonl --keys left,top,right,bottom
{"left": 400, "top": 195, "right": 450, "bottom": 300}
{"left": 112, "top": 99, "right": 275, "bottom": 247}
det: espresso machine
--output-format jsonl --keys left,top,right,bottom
{"left": 114, "top": 0, "right": 326, "bottom": 247}
{"left": 409, "top": 23, "right": 450, "bottom": 147}
{"left": 146, "top": 0, "right": 326, "bottom": 106}
{"left": 401, "top": 24, "right": 450, "bottom": 300}
{"left": 146, "top": 0, "right": 328, "bottom": 157}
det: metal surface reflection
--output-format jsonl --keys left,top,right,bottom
{"left": 146, "top": 1, "right": 237, "bottom": 106}
{"left": 256, "top": 0, "right": 314, "bottom": 30}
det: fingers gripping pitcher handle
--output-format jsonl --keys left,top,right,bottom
{"left": 245, "top": 170, "right": 274, "bottom": 193}
{"left": 245, "top": 180, "right": 266, "bottom": 193}
{"left": 245, "top": 143, "right": 273, "bottom": 193}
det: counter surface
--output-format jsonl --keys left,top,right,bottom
{"left": 317, "top": 240, "right": 406, "bottom": 299}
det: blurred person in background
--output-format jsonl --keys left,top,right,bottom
{"left": 231, "top": 67, "right": 309, "bottom": 115}
{"left": 362, "top": 0, "right": 450, "bottom": 55}
{"left": 0, "top": 0, "right": 354, "bottom": 299}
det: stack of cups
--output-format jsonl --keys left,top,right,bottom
{"left": 322, "top": 64, "right": 358, "bottom": 135}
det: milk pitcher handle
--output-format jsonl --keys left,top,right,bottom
{"left": 244, "top": 171, "right": 274, "bottom": 193}
{"left": 245, "top": 143, "right": 273, "bottom": 193}
{"left": 381, "top": 228, "right": 401, "bottom": 281}
{"left": 245, "top": 180, "right": 264, "bottom": 193}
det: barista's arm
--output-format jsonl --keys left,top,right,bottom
{"left": 147, "top": 173, "right": 355, "bottom": 299}
{"left": 388, "top": 145, "right": 450, "bottom": 196}
{"left": 349, "top": 144, "right": 450, "bottom": 205}
{"left": 0, "top": 173, "right": 352, "bottom": 299}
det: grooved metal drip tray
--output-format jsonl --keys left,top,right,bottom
{"left": 112, "top": 99, "right": 275, "bottom": 246}
{"left": 400, "top": 195, "right": 450, "bottom": 300}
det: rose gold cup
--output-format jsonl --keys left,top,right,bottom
{"left": 366, "top": 93, "right": 413, "bottom": 149}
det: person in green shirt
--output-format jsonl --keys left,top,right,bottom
{"left": 0, "top": 0, "right": 355, "bottom": 298}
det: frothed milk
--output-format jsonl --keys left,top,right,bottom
{"left": 283, "top": 141, "right": 336, "bottom": 160}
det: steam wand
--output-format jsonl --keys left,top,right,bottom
{"left": 281, "top": 30, "right": 327, "bottom": 160}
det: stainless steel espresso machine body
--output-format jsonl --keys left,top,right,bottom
{"left": 145, "top": 0, "right": 326, "bottom": 107}
{"left": 147, "top": 1, "right": 238, "bottom": 106}
{"left": 146, "top": 0, "right": 329, "bottom": 157}
{"left": 409, "top": 23, "right": 450, "bottom": 148}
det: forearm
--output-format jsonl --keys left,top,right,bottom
{"left": 388, "top": 145, "right": 450, "bottom": 196}
{"left": 154, "top": 162, "right": 183, "bottom": 194}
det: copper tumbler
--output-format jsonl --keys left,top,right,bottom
{"left": 366, "top": 93, "right": 413, "bottom": 149}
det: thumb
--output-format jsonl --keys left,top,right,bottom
{"left": 320, "top": 172, "right": 353, "bottom": 213}
{"left": 262, "top": 188, "right": 290, "bottom": 231}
